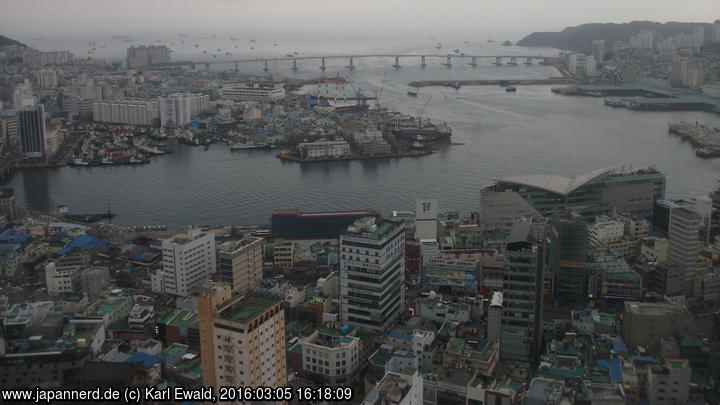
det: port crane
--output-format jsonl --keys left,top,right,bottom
{"left": 417, "top": 95, "right": 433, "bottom": 127}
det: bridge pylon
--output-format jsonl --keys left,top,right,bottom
{"left": 392, "top": 56, "right": 401, "bottom": 69}
{"left": 445, "top": 56, "right": 452, "bottom": 67}
{"left": 420, "top": 56, "right": 427, "bottom": 68}
{"left": 493, "top": 57, "right": 502, "bottom": 66}
{"left": 263, "top": 60, "right": 269, "bottom": 73}
{"left": 469, "top": 57, "right": 477, "bottom": 67}
{"left": 525, "top": 58, "right": 532, "bottom": 65}
{"left": 508, "top": 57, "right": 517, "bottom": 66}
{"left": 291, "top": 59, "right": 298, "bottom": 72}
{"left": 346, "top": 57, "right": 355, "bottom": 70}
{"left": 320, "top": 57, "right": 326, "bottom": 72}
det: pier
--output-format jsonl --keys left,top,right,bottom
{"left": 408, "top": 78, "right": 577, "bottom": 88}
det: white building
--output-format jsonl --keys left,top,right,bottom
{"left": 591, "top": 39, "right": 605, "bottom": 65}
{"left": 301, "top": 329, "right": 361, "bottom": 385}
{"left": 93, "top": 99, "right": 160, "bottom": 126}
{"left": 23, "top": 50, "right": 73, "bottom": 66}
{"left": 584, "top": 55, "right": 597, "bottom": 76}
{"left": 588, "top": 216, "right": 624, "bottom": 247}
{"left": 713, "top": 21, "right": 720, "bottom": 43}
{"left": 37, "top": 69, "right": 58, "bottom": 89}
{"left": 161, "top": 229, "right": 216, "bottom": 297}
{"left": 45, "top": 261, "right": 79, "bottom": 296}
{"left": 159, "top": 93, "right": 209, "bottom": 128}
{"left": 220, "top": 82, "right": 286, "bottom": 101}
{"left": 362, "top": 368, "right": 423, "bottom": 405}
{"left": 647, "top": 358, "right": 691, "bottom": 405}
{"left": 298, "top": 141, "right": 351, "bottom": 159}
{"left": 340, "top": 217, "right": 405, "bottom": 335}
{"left": 126, "top": 45, "right": 171, "bottom": 68}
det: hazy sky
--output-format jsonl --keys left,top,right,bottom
{"left": 1, "top": 0, "right": 718, "bottom": 39}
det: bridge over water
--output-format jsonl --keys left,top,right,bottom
{"left": 183, "top": 53, "right": 555, "bottom": 72}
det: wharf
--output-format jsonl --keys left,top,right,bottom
{"left": 409, "top": 78, "right": 576, "bottom": 88}
{"left": 277, "top": 151, "right": 431, "bottom": 163}
{"left": 668, "top": 122, "right": 720, "bottom": 158}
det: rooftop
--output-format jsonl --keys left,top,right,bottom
{"left": 158, "top": 309, "right": 198, "bottom": 328}
{"left": 494, "top": 164, "right": 658, "bottom": 196}
{"left": 219, "top": 293, "right": 281, "bottom": 324}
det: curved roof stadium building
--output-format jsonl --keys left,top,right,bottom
{"left": 485, "top": 164, "right": 665, "bottom": 218}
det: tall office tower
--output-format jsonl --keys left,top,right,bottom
{"left": 0, "top": 189, "right": 15, "bottom": 221}
{"left": 667, "top": 207, "right": 702, "bottom": 295}
{"left": 218, "top": 237, "right": 264, "bottom": 293}
{"left": 161, "top": 229, "right": 216, "bottom": 297}
{"left": 500, "top": 228, "right": 548, "bottom": 364}
{"left": 551, "top": 212, "right": 588, "bottom": 307}
{"left": 340, "top": 217, "right": 405, "bottom": 335}
{"left": 198, "top": 281, "right": 287, "bottom": 390}
{"left": 415, "top": 197, "right": 438, "bottom": 240}
{"left": 591, "top": 39, "right": 605, "bottom": 65}
{"left": 487, "top": 291, "right": 503, "bottom": 342}
{"left": 17, "top": 105, "right": 47, "bottom": 162}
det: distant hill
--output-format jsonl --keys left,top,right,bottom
{"left": 0, "top": 35, "right": 25, "bottom": 48}
{"left": 517, "top": 21, "right": 713, "bottom": 53}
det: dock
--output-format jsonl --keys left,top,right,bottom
{"left": 277, "top": 151, "right": 431, "bottom": 163}
{"left": 408, "top": 78, "right": 576, "bottom": 89}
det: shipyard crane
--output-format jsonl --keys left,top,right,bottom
{"left": 417, "top": 95, "right": 433, "bottom": 127}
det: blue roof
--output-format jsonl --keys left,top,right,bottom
{"left": 610, "top": 357, "right": 623, "bottom": 382}
{"left": 596, "top": 359, "right": 609, "bottom": 368}
{"left": 57, "top": 234, "right": 109, "bottom": 255}
{"left": 507, "top": 380, "right": 523, "bottom": 390}
{"left": 611, "top": 338, "right": 628, "bottom": 353}
{"left": 0, "top": 229, "right": 31, "bottom": 245}
{"left": 387, "top": 332, "right": 411, "bottom": 341}
{"left": 128, "top": 352, "right": 162, "bottom": 367}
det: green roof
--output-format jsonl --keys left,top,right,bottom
{"left": 541, "top": 365, "right": 586, "bottom": 380}
{"left": 159, "top": 309, "right": 198, "bottom": 328}
{"left": 607, "top": 271, "right": 639, "bottom": 279}
{"left": 220, "top": 294, "right": 280, "bottom": 323}
{"left": 679, "top": 336, "right": 706, "bottom": 349}
{"left": 94, "top": 298, "right": 129, "bottom": 316}
{"left": 369, "top": 351, "right": 393, "bottom": 366}
{"left": 554, "top": 340, "right": 580, "bottom": 357}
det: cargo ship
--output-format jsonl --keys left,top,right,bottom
{"left": 388, "top": 117, "right": 452, "bottom": 149}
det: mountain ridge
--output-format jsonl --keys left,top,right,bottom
{"left": 516, "top": 20, "right": 715, "bottom": 53}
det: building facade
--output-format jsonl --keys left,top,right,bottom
{"left": 220, "top": 82, "right": 286, "bottom": 101}
{"left": 161, "top": 229, "right": 216, "bottom": 297}
{"left": 218, "top": 237, "right": 263, "bottom": 293}
{"left": 198, "top": 282, "right": 286, "bottom": 391}
{"left": 17, "top": 105, "right": 46, "bottom": 161}
{"left": 340, "top": 217, "right": 405, "bottom": 335}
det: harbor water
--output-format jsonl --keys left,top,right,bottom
{"left": 9, "top": 35, "right": 720, "bottom": 228}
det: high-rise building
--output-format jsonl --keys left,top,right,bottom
{"left": 217, "top": 237, "right": 263, "bottom": 293}
{"left": 667, "top": 207, "right": 702, "bottom": 296}
{"left": 17, "top": 105, "right": 46, "bottom": 161}
{"left": 126, "top": 45, "right": 171, "bottom": 69}
{"left": 198, "top": 282, "right": 286, "bottom": 390}
{"left": 161, "top": 229, "right": 216, "bottom": 297}
{"left": 487, "top": 292, "right": 503, "bottom": 342}
{"left": 340, "top": 217, "right": 405, "bottom": 335}
{"left": 159, "top": 93, "right": 209, "bottom": 128}
{"left": 591, "top": 39, "right": 605, "bottom": 65}
{"left": 220, "top": 82, "right": 286, "bottom": 101}
{"left": 622, "top": 301, "right": 699, "bottom": 348}
{"left": 500, "top": 231, "right": 547, "bottom": 364}
{"left": 551, "top": 212, "right": 588, "bottom": 307}
{"left": 0, "top": 189, "right": 15, "bottom": 221}
{"left": 36, "top": 69, "right": 58, "bottom": 89}
{"left": 0, "top": 113, "right": 18, "bottom": 154}
{"left": 23, "top": 50, "right": 73, "bottom": 66}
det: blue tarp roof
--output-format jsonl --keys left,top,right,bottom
{"left": 610, "top": 357, "right": 623, "bottom": 382}
{"left": 57, "top": 234, "right": 109, "bottom": 255}
{"left": 611, "top": 338, "right": 628, "bottom": 353}
{"left": 631, "top": 356, "right": 657, "bottom": 363}
{"left": 387, "top": 332, "right": 411, "bottom": 341}
{"left": 0, "top": 229, "right": 30, "bottom": 245}
{"left": 596, "top": 359, "right": 609, "bottom": 368}
{"left": 128, "top": 352, "right": 162, "bottom": 367}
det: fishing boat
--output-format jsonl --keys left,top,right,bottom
{"left": 506, "top": 86, "right": 517, "bottom": 92}
{"left": 407, "top": 91, "right": 418, "bottom": 97}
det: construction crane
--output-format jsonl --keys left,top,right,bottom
{"left": 417, "top": 95, "right": 433, "bottom": 127}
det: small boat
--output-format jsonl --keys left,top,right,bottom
{"left": 286, "top": 54, "right": 294, "bottom": 57}
{"left": 506, "top": 86, "right": 517, "bottom": 92}
{"left": 407, "top": 91, "right": 418, "bottom": 97}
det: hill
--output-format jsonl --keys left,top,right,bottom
{"left": 0, "top": 35, "right": 25, "bottom": 48}
{"left": 516, "top": 21, "right": 713, "bottom": 53}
